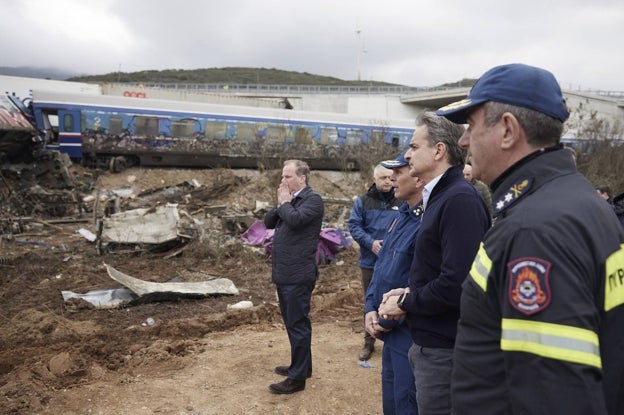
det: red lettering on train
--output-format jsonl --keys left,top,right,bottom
{"left": 122, "top": 91, "right": 147, "bottom": 98}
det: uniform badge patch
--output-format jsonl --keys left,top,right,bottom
{"left": 507, "top": 257, "right": 551, "bottom": 315}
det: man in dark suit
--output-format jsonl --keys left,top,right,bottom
{"left": 264, "top": 159, "right": 324, "bottom": 394}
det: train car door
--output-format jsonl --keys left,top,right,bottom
{"left": 58, "top": 109, "right": 82, "bottom": 158}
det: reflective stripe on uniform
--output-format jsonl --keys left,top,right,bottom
{"left": 501, "top": 318, "right": 601, "bottom": 369}
{"left": 469, "top": 242, "right": 491, "bottom": 291}
{"left": 605, "top": 243, "right": 624, "bottom": 311}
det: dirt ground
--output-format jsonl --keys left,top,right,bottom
{"left": 0, "top": 166, "right": 387, "bottom": 414}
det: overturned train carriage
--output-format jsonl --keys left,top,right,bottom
{"left": 0, "top": 94, "right": 40, "bottom": 164}
{"left": 0, "top": 94, "right": 82, "bottom": 218}
{"left": 30, "top": 90, "right": 415, "bottom": 171}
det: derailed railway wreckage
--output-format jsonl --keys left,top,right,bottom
{"left": 0, "top": 94, "right": 81, "bottom": 230}
{"left": 0, "top": 91, "right": 362, "bottom": 256}
{"left": 29, "top": 90, "right": 415, "bottom": 172}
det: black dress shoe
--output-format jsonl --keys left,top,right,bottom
{"left": 274, "top": 365, "right": 312, "bottom": 378}
{"left": 269, "top": 378, "right": 306, "bottom": 394}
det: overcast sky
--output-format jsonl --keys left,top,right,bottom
{"left": 2, "top": 0, "right": 623, "bottom": 91}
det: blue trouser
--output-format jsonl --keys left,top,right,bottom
{"left": 382, "top": 343, "right": 418, "bottom": 415}
{"left": 276, "top": 281, "right": 315, "bottom": 381}
{"left": 408, "top": 344, "right": 453, "bottom": 415}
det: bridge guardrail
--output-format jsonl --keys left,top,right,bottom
{"left": 105, "top": 83, "right": 468, "bottom": 95}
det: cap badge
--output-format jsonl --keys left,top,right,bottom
{"left": 437, "top": 98, "right": 472, "bottom": 112}
{"left": 382, "top": 160, "right": 404, "bottom": 167}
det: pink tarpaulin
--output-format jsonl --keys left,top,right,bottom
{"left": 241, "top": 220, "right": 351, "bottom": 264}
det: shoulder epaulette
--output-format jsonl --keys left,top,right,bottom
{"left": 493, "top": 177, "right": 534, "bottom": 215}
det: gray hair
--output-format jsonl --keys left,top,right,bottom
{"left": 373, "top": 163, "right": 390, "bottom": 179}
{"left": 418, "top": 112, "right": 466, "bottom": 167}
{"left": 284, "top": 159, "right": 311, "bottom": 184}
{"left": 482, "top": 101, "right": 564, "bottom": 147}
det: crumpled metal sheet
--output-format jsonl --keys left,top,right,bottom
{"left": 105, "top": 263, "right": 239, "bottom": 297}
{"left": 61, "top": 287, "right": 138, "bottom": 309}
{"left": 100, "top": 204, "right": 180, "bottom": 244}
{"left": 60, "top": 264, "right": 239, "bottom": 309}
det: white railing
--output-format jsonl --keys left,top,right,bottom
{"left": 106, "top": 83, "right": 467, "bottom": 95}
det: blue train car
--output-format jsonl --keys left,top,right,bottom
{"left": 29, "top": 90, "right": 415, "bottom": 171}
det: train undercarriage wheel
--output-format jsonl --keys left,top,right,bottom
{"left": 109, "top": 156, "right": 127, "bottom": 173}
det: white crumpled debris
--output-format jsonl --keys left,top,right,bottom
{"left": 227, "top": 300, "right": 253, "bottom": 310}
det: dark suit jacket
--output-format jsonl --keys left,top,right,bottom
{"left": 264, "top": 186, "right": 324, "bottom": 285}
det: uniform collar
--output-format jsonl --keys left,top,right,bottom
{"left": 490, "top": 144, "right": 563, "bottom": 192}
{"left": 400, "top": 200, "right": 425, "bottom": 217}
{"left": 490, "top": 145, "right": 574, "bottom": 217}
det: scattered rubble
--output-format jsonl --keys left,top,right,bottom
{"left": 0, "top": 161, "right": 369, "bottom": 414}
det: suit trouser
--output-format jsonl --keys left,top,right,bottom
{"left": 276, "top": 281, "right": 315, "bottom": 381}
{"left": 408, "top": 344, "right": 453, "bottom": 415}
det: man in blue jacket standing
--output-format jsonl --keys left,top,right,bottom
{"left": 349, "top": 163, "right": 401, "bottom": 360}
{"left": 264, "top": 159, "right": 324, "bottom": 394}
{"left": 379, "top": 112, "right": 490, "bottom": 414}
{"left": 365, "top": 150, "right": 425, "bottom": 415}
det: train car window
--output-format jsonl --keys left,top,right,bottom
{"left": 295, "top": 126, "right": 314, "bottom": 144}
{"left": 266, "top": 125, "right": 286, "bottom": 143}
{"left": 206, "top": 122, "right": 226, "bottom": 140}
{"left": 109, "top": 116, "right": 123, "bottom": 135}
{"left": 135, "top": 116, "right": 159, "bottom": 136}
{"left": 320, "top": 127, "right": 337, "bottom": 145}
{"left": 346, "top": 129, "right": 363, "bottom": 146}
{"left": 44, "top": 113, "right": 58, "bottom": 130}
{"left": 40, "top": 112, "right": 59, "bottom": 143}
{"left": 236, "top": 123, "right": 256, "bottom": 142}
{"left": 369, "top": 129, "right": 385, "bottom": 145}
{"left": 63, "top": 114, "right": 74, "bottom": 132}
{"left": 171, "top": 119, "right": 196, "bottom": 137}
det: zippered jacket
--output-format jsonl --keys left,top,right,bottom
{"left": 452, "top": 147, "right": 624, "bottom": 415}
{"left": 348, "top": 184, "right": 401, "bottom": 269}
{"left": 264, "top": 186, "right": 324, "bottom": 285}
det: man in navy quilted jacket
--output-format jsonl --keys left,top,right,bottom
{"left": 264, "top": 159, "right": 324, "bottom": 395}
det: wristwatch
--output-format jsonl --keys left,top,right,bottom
{"left": 397, "top": 291, "right": 409, "bottom": 311}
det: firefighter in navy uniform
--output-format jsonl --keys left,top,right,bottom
{"left": 436, "top": 63, "right": 624, "bottom": 415}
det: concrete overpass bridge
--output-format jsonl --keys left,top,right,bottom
{"left": 100, "top": 82, "right": 624, "bottom": 124}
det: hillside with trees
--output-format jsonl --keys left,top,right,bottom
{"left": 1, "top": 65, "right": 479, "bottom": 87}
{"left": 67, "top": 67, "right": 410, "bottom": 86}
